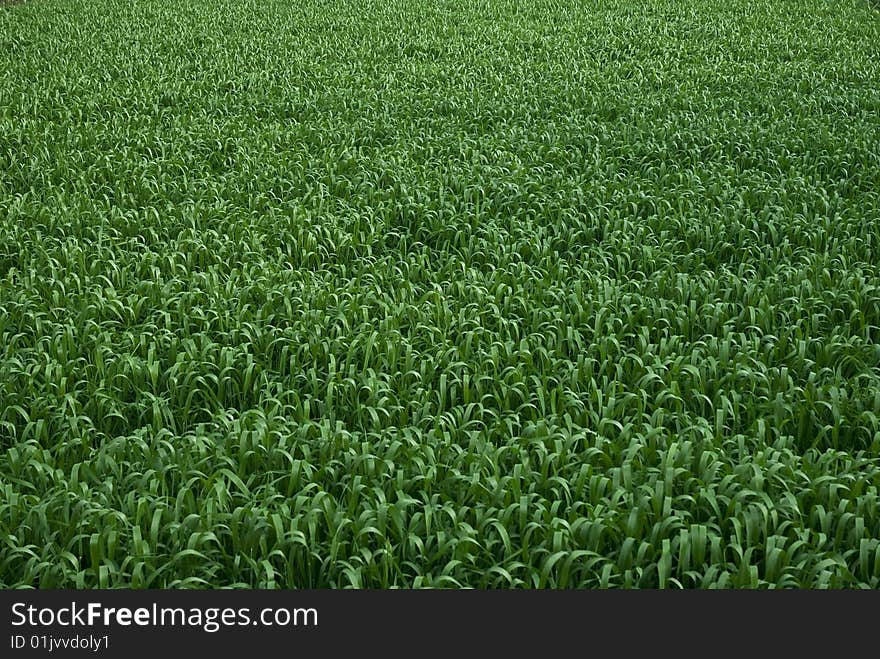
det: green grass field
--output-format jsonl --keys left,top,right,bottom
{"left": 2, "top": 0, "right": 879, "bottom": 588}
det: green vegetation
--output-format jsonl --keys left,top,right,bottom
{"left": 1, "top": 0, "right": 880, "bottom": 588}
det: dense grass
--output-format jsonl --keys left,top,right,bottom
{"left": 1, "top": 0, "right": 880, "bottom": 588}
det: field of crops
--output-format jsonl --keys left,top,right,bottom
{"left": 2, "top": 0, "right": 880, "bottom": 588}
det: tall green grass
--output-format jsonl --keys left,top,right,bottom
{"left": 1, "top": 0, "right": 879, "bottom": 588}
